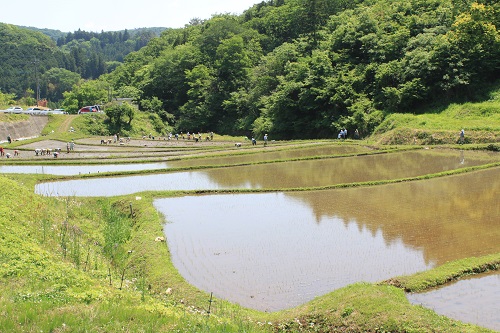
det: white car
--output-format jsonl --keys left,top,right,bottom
{"left": 26, "top": 107, "right": 43, "bottom": 114}
{"left": 6, "top": 106, "right": 23, "bottom": 113}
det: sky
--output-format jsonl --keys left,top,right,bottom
{"left": 0, "top": 0, "right": 264, "bottom": 32}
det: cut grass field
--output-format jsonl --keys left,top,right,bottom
{"left": 1, "top": 98, "right": 499, "bottom": 332}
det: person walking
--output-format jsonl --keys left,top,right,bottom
{"left": 459, "top": 129, "right": 465, "bottom": 144}
{"left": 263, "top": 134, "right": 268, "bottom": 146}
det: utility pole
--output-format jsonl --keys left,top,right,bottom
{"left": 33, "top": 57, "right": 40, "bottom": 106}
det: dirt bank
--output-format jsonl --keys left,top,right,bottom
{"left": 0, "top": 115, "right": 48, "bottom": 143}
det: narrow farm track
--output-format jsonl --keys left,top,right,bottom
{"left": 58, "top": 115, "right": 77, "bottom": 133}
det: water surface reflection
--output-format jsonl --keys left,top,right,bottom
{"left": 407, "top": 272, "right": 500, "bottom": 331}
{"left": 0, "top": 162, "right": 169, "bottom": 175}
{"left": 155, "top": 167, "right": 499, "bottom": 311}
{"left": 35, "top": 149, "right": 498, "bottom": 197}
{"left": 166, "top": 144, "right": 370, "bottom": 167}
{"left": 155, "top": 193, "right": 433, "bottom": 311}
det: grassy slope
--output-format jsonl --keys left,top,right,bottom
{"left": 1, "top": 100, "right": 499, "bottom": 332}
{"left": 373, "top": 87, "right": 500, "bottom": 145}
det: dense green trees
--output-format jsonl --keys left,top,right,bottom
{"left": 0, "top": 24, "right": 59, "bottom": 98}
{"left": 2, "top": 0, "right": 499, "bottom": 139}
{"left": 0, "top": 24, "right": 164, "bottom": 104}
{"left": 61, "top": 80, "right": 108, "bottom": 113}
{"left": 102, "top": 0, "right": 498, "bottom": 139}
{"left": 41, "top": 68, "right": 81, "bottom": 102}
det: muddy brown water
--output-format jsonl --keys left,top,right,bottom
{"left": 35, "top": 149, "right": 497, "bottom": 196}
{"left": 154, "top": 167, "right": 499, "bottom": 312}
{"left": 407, "top": 272, "right": 500, "bottom": 331}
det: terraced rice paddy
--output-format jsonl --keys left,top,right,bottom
{"left": 35, "top": 148, "right": 497, "bottom": 196}
{"left": 154, "top": 167, "right": 500, "bottom": 311}
{"left": 12, "top": 141, "right": 499, "bottom": 327}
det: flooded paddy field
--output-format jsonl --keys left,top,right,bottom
{"left": 3, "top": 143, "right": 371, "bottom": 174}
{"left": 13, "top": 139, "right": 208, "bottom": 161}
{"left": 12, "top": 139, "right": 358, "bottom": 164}
{"left": 35, "top": 148, "right": 498, "bottom": 196}
{"left": 154, "top": 167, "right": 499, "bottom": 311}
{"left": 407, "top": 271, "right": 500, "bottom": 331}
{"left": 25, "top": 141, "right": 499, "bottom": 327}
{"left": 0, "top": 162, "right": 170, "bottom": 175}
{"left": 165, "top": 143, "right": 372, "bottom": 167}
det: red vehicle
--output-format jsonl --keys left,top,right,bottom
{"left": 78, "top": 105, "right": 102, "bottom": 114}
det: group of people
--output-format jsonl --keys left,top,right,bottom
{"left": 181, "top": 131, "right": 214, "bottom": 142}
{"left": 0, "top": 146, "right": 19, "bottom": 158}
{"left": 337, "top": 128, "right": 361, "bottom": 140}
{"left": 142, "top": 131, "right": 215, "bottom": 142}
{"left": 337, "top": 129, "right": 348, "bottom": 139}
{"left": 66, "top": 141, "right": 75, "bottom": 153}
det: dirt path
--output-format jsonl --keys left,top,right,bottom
{"left": 58, "top": 115, "right": 77, "bottom": 133}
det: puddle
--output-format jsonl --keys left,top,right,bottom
{"left": 407, "top": 272, "right": 500, "bottom": 331}
{"left": 35, "top": 149, "right": 498, "bottom": 197}
{"left": 153, "top": 167, "right": 499, "bottom": 311}
{"left": 0, "top": 162, "right": 169, "bottom": 175}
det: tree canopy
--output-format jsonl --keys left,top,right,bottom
{"left": 103, "top": 0, "right": 498, "bottom": 138}
{"left": 2, "top": 0, "right": 499, "bottom": 139}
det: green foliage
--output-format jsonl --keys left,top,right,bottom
{"left": 103, "top": 0, "right": 499, "bottom": 139}
{"left": 101, "top": 200, "right": 131, "bottom": 258}
{"left": 105, "top": 102, "right": 136, "bottom": 126}
{"left": 0, "top": 23, "right": 59, "bottom": 98}
{"left": 62, "top": 79, "right": 109, "bottom": 113}
{"left": 0, "top": 24, "right": 164, "bottom": 105}
{"left": 2, "top": 0, "right": 500, "bottom": 141}
{"left": 0, "top": 91, "right": 17, "bottom": 108}
{"left": 41, "top": 67, "right": 81, "bottom": 101}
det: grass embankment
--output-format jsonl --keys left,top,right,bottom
{"left": 0, "top": 175, "right": 266, "bottom": 332}
{"left": 373, "top": 95, "right": 500, "bottom": 145}
{"left": 384, "top": 254, "right": 500, "bottom": 292}
{"left": 0, "top": 113, "right": 30, "bottom": 123}
{"left": 1, "top": 174, "right": 498, "bottom": 332}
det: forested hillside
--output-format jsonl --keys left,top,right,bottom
{"left": 103, "top": 0, "right": 500, "bottom": 138}
{"left": 0, "top": 24, "right": 164, "bottom": 105}
{"left": 2, "top": 0, "right": 499, "bottom": 139}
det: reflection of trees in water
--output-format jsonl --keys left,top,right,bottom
{"left": 287, "top": 168, "right": 500, "bottom": 265}
{"left": 169, "top": 145, "right": 368, "bottom": 169}
{"left": 202, "top": 150, "right": 497, "bottom": 189}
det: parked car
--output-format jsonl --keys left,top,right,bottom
{"left": 6, "top": 106, "right": 23, "bottom": 113}
{"left": 26, "top": 107, "right": 42, "bottom": 114}
{"left": 78, "top": 105, "right": 102, "bottom": 114}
